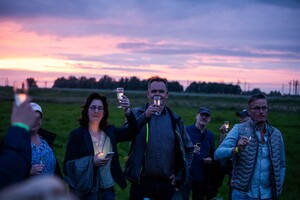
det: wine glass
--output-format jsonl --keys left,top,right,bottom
{"left": 223, "top": 121, "right": 229, "bottom": 132}
{"left": 13, "top": 80, "right": 29, "bottom": 106}
{"left": 116, "top": 87, "right": 124, "bottom": 108}
{"left": 241, "top": 135, "right": 252, "bottom": 150}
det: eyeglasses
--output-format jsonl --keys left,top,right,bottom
{"left": 89, "top": 105, "right": 104, "bottom": 111}
{"left": 250, "top": 106, "right": 268, "bottom": 112}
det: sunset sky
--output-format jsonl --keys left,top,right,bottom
{"left": 0, "top": 0, "right": 299, "bottom": 93}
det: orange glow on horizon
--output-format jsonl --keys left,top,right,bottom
{"left": 0, "top": 20, "right": 299, "bottom": 93}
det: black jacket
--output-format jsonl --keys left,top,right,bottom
{"left": 0, "top": 126, "right": 31, "bottom": 189}
{"left": 63, "top": 111, "right": 139, "bottom": 191}
{"left": 124, "top": 105, "right": 194, "bottom": 187}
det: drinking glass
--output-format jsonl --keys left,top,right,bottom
{"left": 153, "top": 95, "right": 161, "bottom": 106}
{"left": 194, "top": 141, "right": 201, "bottom": 154}
{"left": 116, "top": 87, "right": 124, "bottom": 108}
{"left": 224, "top": 121, "right": 229, "bottom": 132}
{"left": 40, "top": 155, "right": 45, "bottom": 165}
{"left": 241, "top": 135, "right": 252, "bottom": 150}
{"left": 153, "top": 95, "right": 161, "bottom": 116}
{"left": 13, "top": 80, "right": 28, "bottom": 106}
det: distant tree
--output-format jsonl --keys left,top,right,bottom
{"left": 251, "top": 88, "right": 262, "bottom": 94}
{"left": 185, "top": 81, "right": 242, "bottom": 94}
{"left": 118, "top": 76, "right": 147, "bottom": 91}
{"left": 269, "top": 91, "right": 282, "bottom": 96}
{"left": 118, "top": 77, "right": 125, "bottom": 88}
{"left": 97, "top": 75, "right": 117, "bottom": 89}
{"left": 127, "top": 76, "right": 140, "bottom": 90}
{"left": 68, "top": 76, "right": 79, "bottom": 88}
{"left": 50, "top": 75, "right": 252, "bottom": 95}
{"left": 53, "top": 77, "right": 67, "bottom": 88}
{"left": 78, "top": 76, "right": 96, "bottom": 88}
{"left": 168, "top": 81, "right": 184, "bottom": 92}
{"left": 185, "top": 81, "right": 199, "bottom": 93}
{"left": 26, "top": 77, "right": 38, "bottom": 88}
{"left": 243, "top": 88, "right": 264, "bottom": 95}
{"left": 52, "top": 76, "right": 80, "bottom": 88}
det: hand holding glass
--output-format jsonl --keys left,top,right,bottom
{"left": 194, "top": 142, "right": 201, "bottom": 154}
{"left": 224, "top": 121, "right": 229, "bottom": 132}
{"left": 116, "top": 88, "right": 124, "bottom": 108}
{"left": 13, "top": 81, "right": 29, "bottom": 106}
{"left": 241, "top": 135, "right": 252, "bottom": 150}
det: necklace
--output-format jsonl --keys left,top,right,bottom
{"left": 89, "top": 129, "right": 107, "bottom": 153}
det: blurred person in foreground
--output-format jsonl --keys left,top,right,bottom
{"left": 215, "top": 93, "right": 286, "bottom": 200}
{"left": 124, "top": 76, "right": 194, "bottom": 200}
{"left": 0, "top": 98, "right": 37, "bottom": 189}
{"left": 63, "top": 92, "right": 139, "bottom": 200}
{"left": 182, "top": 107, "right": 216, "bottom": 200}
{"left": 0, "top": 176, "right": 77, "bottom": 200}
{"left": 29, "top": 102, "right": 62, "bottom": 177}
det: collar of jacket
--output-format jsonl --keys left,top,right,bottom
{"left": 249, "top": 119, "right": 274, "bottom": 134}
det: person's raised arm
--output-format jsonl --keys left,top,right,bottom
{"left": 0, "top": 98, "right": 37, "bottom": 189}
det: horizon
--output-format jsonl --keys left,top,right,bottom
{"left": 1, "top": 74, "right": 298, "bottom": 95}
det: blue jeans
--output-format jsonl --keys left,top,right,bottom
{"left": 232, "top": 189, "right": 272, "bottom": 200}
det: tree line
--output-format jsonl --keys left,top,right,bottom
{"left": 26, "top": 75, "right": 271, "bottom": 95}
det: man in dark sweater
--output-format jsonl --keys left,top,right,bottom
{"left": 124, "top": 76, "right": 194, "bottom": 200}
{"left": 182, "top": 107, "right": 216, "bottom": 200}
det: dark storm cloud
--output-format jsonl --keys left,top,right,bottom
{"left": 1, "top": 0, "right": 299, "bottom": 18}
{"left": 1, "top": 0, "right": 299, "bottom": 46}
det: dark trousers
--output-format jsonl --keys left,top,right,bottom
{"left": 187, "top": 180, "right": 213, "bottom": 200}
{"left": 84, "top": 186, "right": 115, "bottom": 200}
{"left": 129, "top": 177, "right": 175, "bottom": 200}
{"left": 100, "top": 186, "right": 115, "bottom": 200}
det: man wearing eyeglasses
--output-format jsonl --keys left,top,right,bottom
{"left": 214, "top": 93, "right": 286, "bottom": 200}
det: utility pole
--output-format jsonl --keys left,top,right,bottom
{"left": 295, "top": 80, "right": 299, "bottom": 96}
{"left": 289, "top": 81, "right": 292, "bottom": 95}
{"left": 5, "top": 77, "right": 9, "bottom": 86}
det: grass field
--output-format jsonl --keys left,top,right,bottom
{"left": 1, "top": 87, "right": 300, "bottom": 199}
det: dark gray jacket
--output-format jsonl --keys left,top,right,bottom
{"left": 64, "top": 156, "right": 98, "bottom": 198}
{"left": 124, "top": 104, "right": 193, "bottom": 188}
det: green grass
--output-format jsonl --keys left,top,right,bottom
{"left": 1, "top": 87, "right": 300, "bottom": 199}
